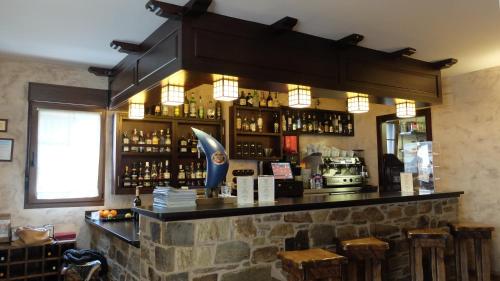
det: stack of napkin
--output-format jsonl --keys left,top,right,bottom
{"left": 153, "top": 187, "right": 197, "bottom": 208}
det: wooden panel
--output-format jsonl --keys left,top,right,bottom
{"left": 110, "top": 63, "right": 136, "bottom": 103}
{"left": 137, "top": 30, "right": 180, "bottom": 83}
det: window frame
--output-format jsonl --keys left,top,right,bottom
{"left": 25, "top": 83, "right": 107, "bottom": 208}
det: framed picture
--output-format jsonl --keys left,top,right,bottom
{"left": 0, "top": 119, "right": 7, "bottom": 132}
{"left": 0, "top": 214, "right": 11, "bottom": 243}
{"left": 0, "top": 138, "right": 14, "bottom": 162}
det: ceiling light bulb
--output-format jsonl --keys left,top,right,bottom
{"left": 128, "top": 102, "right": 144, "bottom": 119}
{"left": 396, "top": 99, "right": 416, "bottom": 118}
{"left": 161, "top": 84, "right": 184, "bottom": 106}
{"left": 347, "top": 92, "right": 369, "bottom": 113}
{"left": 288, "top": 85, "right": 311, "bottom": 108}
{"left": 213, "top": 75, "right": 239, "bottom": 101}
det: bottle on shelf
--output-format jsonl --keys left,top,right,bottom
{"left": 179, "top": 135, "right": 188, "bottom": 153}
{"left": 122, "top": 132, "right": 130, "bottom": 152}
{"left": 287, "top": 111, "right": 292, "bottom": 132}
{"left": 131, "top": 163, "right": 138, "bottom": 187}
{"left": 143, "top": 162, "right": 151, "bottom": 187}
{"left": 174, "top": 105, "right": 181, "bottom": 117}
{"left": 131, "top": 129, "right": 139, "bottom": 152}
{"left": 183, "top": 94, "right": 190, "bottom": 117}
{"left": 312, "top": 115, "right": 318, "bottom": 133}
{"left": 145, "top": 133, "right": 153, "bottom": 152}
{"left": 190, "top": 134, "right": 198, "bottom": 154}
{"left": 202, "top": 161, "right": 207, "bottom": 179}
{"left": 178, "top": 164, "right": 186, "bottom": 184}
{"left": 337, "top": 115, "right": 342, "bottom": 134}
{"left": 273, "top": 113, "right": 279, "bottom": 133}
{"left": 281, "top": 112, "right": 287, "bottom": 132}
{"left": 347, "top": 115, "right": 353, "bottom": 135}
{"left": 273, "top": 92, "right": 280, "bottom": 107}
{"left": 307, "top": 114, "right": 313, "bottom": 132}
{"left": 302, "top": 113, "right": 307, "bottom": 132}
{"left": 292, "top": 113, "right": 297, "bottom": 132}
{"left": 296, "top": 113, "right": 302, "bottom": 131}
{"left": 238, "top": 90, "right": 247, "bottom": 106}
{"left": 154, "top": 105, "right": 161, "bottom": 116}
{"left": 190, "top": 162, "right": 196, "bottom": 180}
{"left": 328, "top": 115, "right": 334, "bottom": 133}
{"left": 246, "top": 92, "right": 254, "bottom": 107}
{"left": 152, "top": 131, "right": 159, "bottom": 147}
{"left": 123, "top": 165, "right": 131, "bottom": 187}
{"left": 236, "top": 111, "right": 242, "bottom": 130}
{"left": 266, "top": 92, "right": 273, "bottom": 108}
{"left": 161, "top": 104, "right": 169, "bottom": 117}
{"left": 215, "top": 100, "right": 222, "bottom": 120}
{"left": 257, "top": 112, "right": 263, "bottom": 132}
{"left": 207, "top": 99, "right": 215, "bottom": 119}
{"left": 189, "top": 93, "right": 197, "bottom": 118}
{"left": 198, "top": 95, "right": 205, "bottom": 119}
{"left": 159, "top": 129, "right": 166, "bottom": 152}
{"left": 151, "top": 162, "right": 158, "bottom": 182}
{"left": 259, "top": 92, "right": 267, "bottom": 107}
{"left": 133, "top": 186, "right": 142, "bottom": 207}
{"left": 250, "top": 116, "right": 257, "bottom": 132}
{"left": 242, "top": 116, "right": 249, "bottom": 131}
{"left": 165, "top": 128, "right": 172, "bottom": 148}
{"left": 137, "top": 166, "right": 144, "bottom": 187}
{"left": 138, "top": 131, "right": 145, "bottom": 153}
{"left": 195, "top": 162, "right": 203, "bottom": 180}
{"left": 157, "top": 162, "right": 165, "bottom": 187}
{"left": 163, "top": 160, "right": 171, "bottom": 185}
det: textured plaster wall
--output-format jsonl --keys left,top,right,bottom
{"left": 433, "top": 66, "right": 500, "bottom": 272}
{"left": 0, "top": 56, "right": 148, "bottom": 248}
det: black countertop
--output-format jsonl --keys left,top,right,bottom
{"left": 85, "top": 216, "right": 140, "bottom": 248}
{"left": 133, "top": 191, "right": 463, "bottom": 222}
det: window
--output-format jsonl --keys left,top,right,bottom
{"left": 26, "top": 83, "right": 107, "bottom": 208}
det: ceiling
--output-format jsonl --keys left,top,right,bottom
{"left": 1, "top": 0, "right": 500, "bottom": 76}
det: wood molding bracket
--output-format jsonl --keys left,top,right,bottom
{"left": 337, "top": 33, "right": 364, "bottom": 47}
{"left": 110, "top": 40, "right": 143, "bottom": 54}
{"left": 390, "top": 47, "right": 416, "bottom": 58}
{"left": 88, "top": 67, "right": 115, "bottom": 77}
{"left": 145, "top": 0, "right": 211, "bottom": 19}
{"left": 432, "top": 58, "right": 458, "bottom": 69}
{"left": 270, "top": 16, "right": 298, "bottom": 33}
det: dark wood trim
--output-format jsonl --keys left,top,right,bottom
{"left": 110, "top": 40, "right": 144, "bottom": 54}
{"left": 145, "top": 0, "right": 211, "bottom": 18}
{"left": 88, "top": 66, "right": 115, "bottom": 77}
{"left": 270, "top": 16, "right": 298, "bottom": 33}
{"left": 432, "top": 58, "right": 458, "bottom": 69}
{"left": 0, "top": 138, "right": 14, "bottom": 162}
{"left": 390, "top": 47, "right": 416, "bottom": 58}
{"left": 376, "top": 108, "right": 432, "bottom": 192}
{"left": 0, "top": 119, "right": 8, "bottom": 132}
{"left": 336, "top": 33, "right": 364, "bottom": 46}
{"left": 25, "top": 84, "right": 107, "bottom": 209}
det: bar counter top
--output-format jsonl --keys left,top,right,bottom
{"left": 85, "top": 216, "right": 140, "bottom": 247}
{"left": 133, "top": 191, "right": 463, "bottom": 222}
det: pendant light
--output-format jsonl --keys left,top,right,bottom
{"left": 128, "top": 102, "right": 145, "bottom": 119}
{"left": 347, "top": 92, "right": 369, "bottom": 113}
{"left": 288, "top": 85, "right": 311, "bottom": 108}
{"left": 213, "top": 75, "right": 238, "bottom": 101}
{"left": 396, "top": 99, "right": 416, "bottom": 118}
{"left": 161, "top": 84, "right": 184, "bottom": 106}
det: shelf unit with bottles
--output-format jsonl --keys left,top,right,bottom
{"left": 229, "top": 105, "right": 283, "bottom": 161}
{"left": 280, "top": 107, "right": 355, "bottom": 137}
{"left": 113, "top": 113, "right": 224, "bottom": 194}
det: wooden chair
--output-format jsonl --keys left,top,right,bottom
{"left": 407, "top": 228, "right": 449, "bottom": 281}
{"left": 450, "top": 223, "right": 494, "bottom": 281}
{"left": 278, "top": 248, "right": 347, "bottom": 281}
{"left": 340, "top": 237, "right": 389, "bottom": 281}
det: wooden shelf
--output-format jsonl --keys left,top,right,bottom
{"left": 231, "top": 156, "right": 281, "bottom": 161}
{"left": 121, "top": 152, "right": 172, "bottom": 157}
{"left": 123, "top": 115, "right": 224, "bottom": 125}
{"left": 283, "top": 131, "right": 354, "bottom": 137}
{"left": 232, "top": 105, "right": 281, "bottom": 112}
{"left": 236, "top": 131, "right": 281, "bottom": 136}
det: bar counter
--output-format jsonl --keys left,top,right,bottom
{"left": 89, "top": 190, "right": 462, "bottom": 281}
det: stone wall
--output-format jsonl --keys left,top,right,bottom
{"left": 117, "top": 198, "right": 459, "bottom": 281}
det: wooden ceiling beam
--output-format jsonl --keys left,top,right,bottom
{"left": 145, "top": 0, "right": 211, "bottom": 19}
{"left": 110, "top": 40, "right": 143, "bottom": 54}
{"left": 432, "top": 58, "right": 458, "bottom": 69}
{"left": 88, "top": 67, "right": 114, "bottom": 77}
{"left": 337, "top": 33, "right": 364, "bottom": 46}
{"left": 390, "top": 47, "right": 416, "bottom": 58}
{"left": 270, "top": 16, "right": 298, "bottom": 33}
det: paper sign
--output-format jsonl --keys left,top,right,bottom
{"left": 400, "top": 172, "right": 414, "bottom": 193}
{"left": 258, "top": 176, "right": 275, "bottom": 203}
{"left": 237, "top": 176, "right": 254, "bottom": 205}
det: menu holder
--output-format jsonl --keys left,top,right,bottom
{"left": 258, "top": 175, "right": 275, "bottom": 203}
{"left": 237, "top": 176, "right": 254, "bottom": 205}
{"left": 400, "top": 172, "right": 414, "bottom": 194}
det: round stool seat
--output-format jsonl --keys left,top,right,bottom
{"left": 341, "top": 237, "right": 389, "bottom": 259}
{"left": 450, "top": 222, "right": 494, "bottom": 238}
{"left": 278, "top": 249, "right": 347, "bottom": 281}
{"left": 407, "top": 228, "right": 449, "bottom": 240}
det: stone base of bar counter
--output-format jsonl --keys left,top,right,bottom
{"left": 121, "top": 198, "right": 458, "bottom": 281}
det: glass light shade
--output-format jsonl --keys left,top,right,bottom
{"left": 161, "top": 84, "right": 184, "bottom": 106}
{"left": 213, "top": 75, "right": 238, "bottom": 101}
{"left": 347, "top": 92, "right": 369, "bottom": 113}
{"left": 128, "top": 102, "right": 144, "bottom": 119}
{"left": 288, "top": 85, "right": 311, "bottom": 108}
{"left": 396, "top": 99, "right": 416, "bottom": 118}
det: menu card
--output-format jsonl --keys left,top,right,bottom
{"left": 258, "top": 175, "right": 275, "bottom": 203}
{"left": 237, "top": 176, "right": 254, "bottom": 205}
{"left": 400, "top": 172, "right": 414, "bottom": 194}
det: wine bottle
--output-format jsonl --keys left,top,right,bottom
{"left": 259, "top": 92, "right": 267, "bottom": 107}
{"left": 236, "top": 111, "right": 242, "bottom": 130}
{"left": 133, "top": 186, "right": 142, "bottom": 207}
{"left": 123, "top": 166, "right": 131, "bottom": 187}
{"left": 189, "top": 93, "right": 197, "bottom": 118}
{"left": 257, "top": 112, "right": 263, "bottom": 132}
{"left": 239, "top": 91, "right": 247, "bottom": 106}
{"left": 198, "top": 95, "right": 205, "bottom": 119}
{"left": 138, "top": 131, "right": 145, "bottom": 153}
{"left": 273, "top": 113, "right": 279, "bottom": 133}
{"left": 122, "top": 132, "right": 130, "bottom": 152}
{"left": 215, "top": 100, "right": 222, "bottom": 119}
{"left": 207, "top": 99, "right": 215, "bottom": 119}
{"left": 266, "top": 92, "right": 273, "bottom": 107}
{"left": 183, "top": 94, "right": 190, "bottom": 117}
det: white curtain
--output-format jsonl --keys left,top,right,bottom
{"left": 36, "top": 108, "right": 101, "bottom": 199}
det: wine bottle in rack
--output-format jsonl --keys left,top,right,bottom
{"left": 123, "top": 166, "right": 131, "bottom": 187}
{"left": 123, "top": 132, "right": 130, "bottom": 152}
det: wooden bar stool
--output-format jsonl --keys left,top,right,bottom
{"left": 450, "top": 223, "right": 494, "bottom": 281}
{"left": 340, "top": 237, "right": 389, "bottom": 281}
{"left": 278, "top": 248, "right": 347, "bottom": 281}
{"left": 407, "top": 228, "right": 449, "bottom": 281}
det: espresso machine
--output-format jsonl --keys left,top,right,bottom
{"left": 321, "top": 156, "right": 366, "bottom": 187}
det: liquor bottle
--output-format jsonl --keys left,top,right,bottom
{"left": 137, "top": 166, "right": 144, "bottom": 187}
{"left": 273, "top": 113, "right": 279, "bottom": 133}
{"left": 215, "top": 100, "right": 222, "bottom": 119}
{"left": 259, "top": 92, "right": 267, "bottom": 107}
{"left": 179, "top": 135, "right": 188, "bottom": 153}
{"left": 159, "top": 129, "right": 166, "bottom": 152}
{"left": 138, "top": 131, "right": 145, "bottom": 153}
{"left": 266, "top": 92, "right": 273, "bottom": 108}
{"left": 239, "top": 91, "right": 247, "bottom": 106}
{"left": 307, "top": 114, "right": 313, "bottom": 132}
{"left": 236, "top": 111, "right": 242, "bottom": 130}
{"left": 144, "top": 162, "right": 151, "bottom": 187}
{"left": 183, "top": 94, "right": 190, "bottom": 117}
{"left": 296, "top": 113, "right": 302, "bottom": 131}
{"left": 178, "top": 164, "right": 186, "bottom": 183}
{"left": 312, "top": 115, "right": 318, "bottom": 133}
{"left": 157, "top": 162, "right": 165, "bottom": 187}
{"left": 207, "top": 99, "right": 215, "bottom": 119}
{"left": 257, "top": 112, "right": 263, "bottom": 132}
{"left": 152, "top": 131, "right": 159, "bottom": 152}
{"left": 198, "top": 96, "right": 205, "bottom": 119}
{"left": 154, "top": 104, "right": 161, "bottom": 116}
{"left": 281, "top": 113, "right": 287, "bottom": 132}
{"left": 174, "top": 105, "right": 180, "bottom": 117}
{"left": 122, "top": 132, "right": 130, "bottom": 152}
{"left": 190, "top": 162, "right": 196, "bottom": 180}
{"left": 250, "top": 116, "right": 257, "bottom": 132}
{"left": 273, "top": 92, "right": 280, "bottom": 107}
{"left": 323, "top": 119, "right": 329, "bottom": 134}
{"left": 151, "top": 162, "right": 158, "bottom": 181}
{"left": 246, "top": 92, "right": 254, "bottom": 107}
{"left": 338, "top": 116, "right": 343, "bottom": 134}
{"left": 190, "top": 134, "right": 198, "bottom": 154}
{"left": 131, "top": 129, "right": 139, "bottom": 152}
{"left": 292, "top": 113, "right": 297, "bottom": 131}
{"left": 302, "top": 113, "right": 307, "bottom": 132}
{"left": 286, "top": 111, "right": 292, "bottom": 132}
{"left": 145, "top": 133, "right": 152, "bottom": 153}
{"left": 123, "top": 165, "right": 131, "bottom": 187}
{"left": 163, "top": 160, "right": 171, "bottom": 184}
{"left": 202, "top": 161, "right": 207, "bottom": 179}
{"left": 131, "top": 163, "right": 138, "bottom": 188}
{"left": 133, "top": 186, "right": 142, "bottom": 207}
{"left": 347, "top": 115, "right": 353, "bottom": 135}
{"left": 196, "top": 162, "right": 203, "bottom": 179}
{"left": 166, "top": 128, "right": 172, "bottom": 146}
{"left": 329, "top": 115, "right": 334, "bottom": 133}
{"left": 242, "top": 116, "right": 249, "bottom": 131}
{"left": 189, "top": 93, "right": 197, "bottom": 118}
{"left": 161, "top": 104, "right": 169, "bottom": 117}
